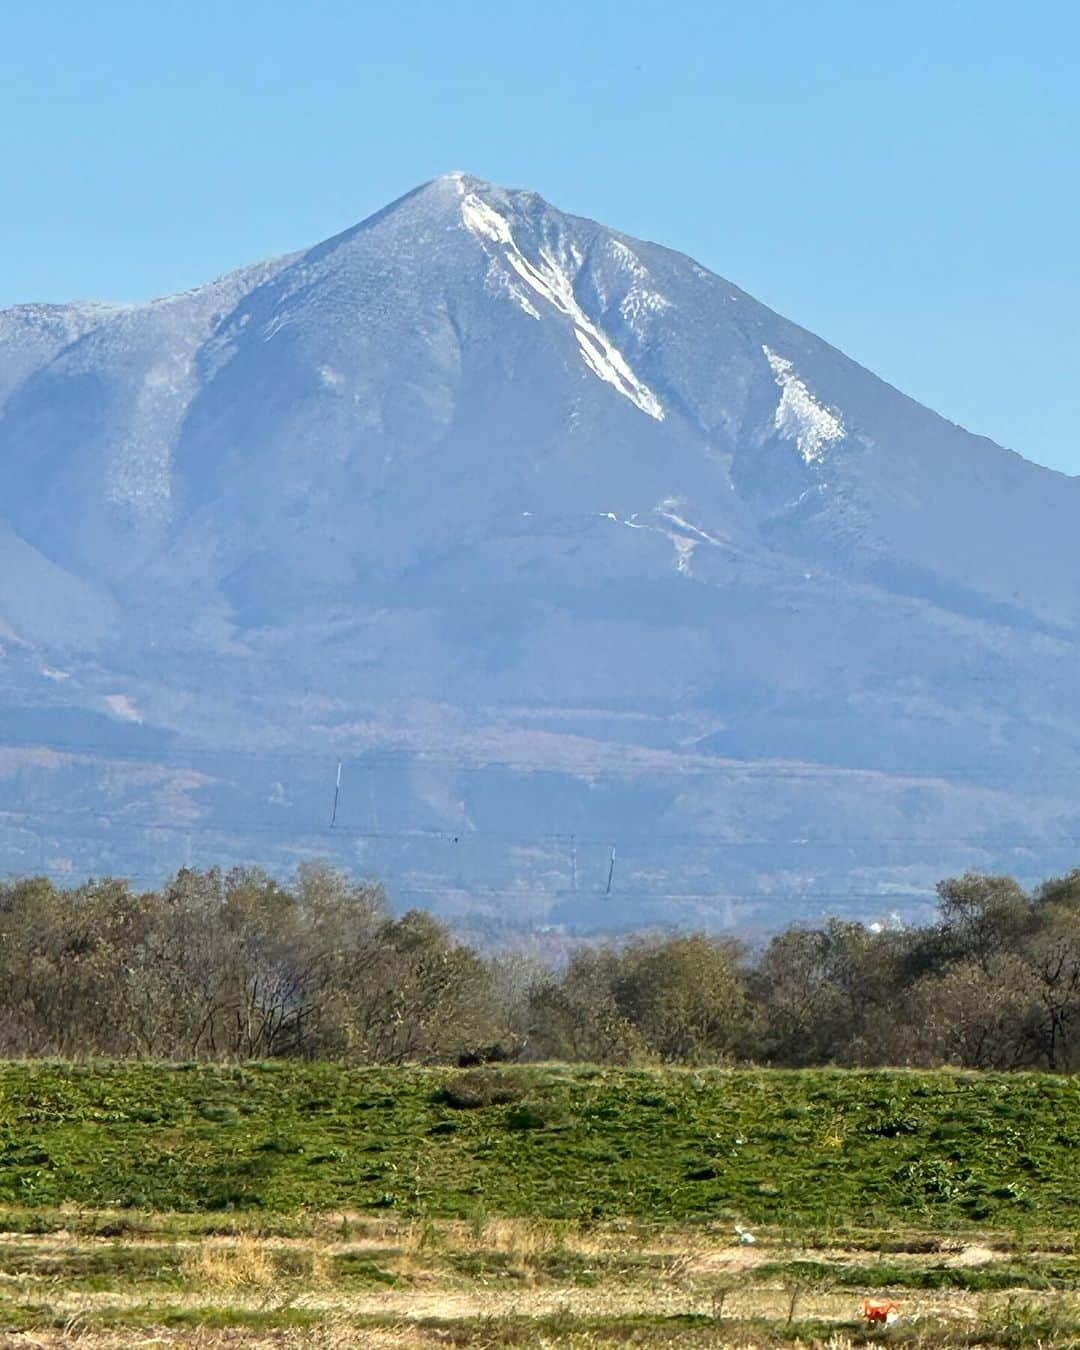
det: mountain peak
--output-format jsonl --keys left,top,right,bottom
{"left": 433, "top": 169, "right": 529, "bottom": 196}
{"left": 404, "top": 170, "right": 551, "bottom": 225}
{"left": 435, "top": 168, "right": 488, "bottom": 190}
{"left": 323, "top": 170, "right": 545, "bottom": 253}
{"left": 2, "top": 176, "right": 1078, "bottom": 928}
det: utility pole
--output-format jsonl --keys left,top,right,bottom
{"left": 330, "top": 760, "right": 342, "bottom": 828}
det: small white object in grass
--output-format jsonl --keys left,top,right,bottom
{"left": 734, "top": 1224, "right": 756, "bottom": 1245}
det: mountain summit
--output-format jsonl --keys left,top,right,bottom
{"left": 0, "top": 175, "right": 1076, "bottom": 928}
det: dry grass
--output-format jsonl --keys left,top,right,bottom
{"left": 0, "top": 1336, "right": 868, "bottom": 1350}
{"left": 182, "top": 1236, "right": 277, "bottom": 1293}
{"left": 0, "top": 1213, "right": 1077, "bottom": 1346}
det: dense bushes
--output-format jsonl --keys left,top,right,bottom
{"left": 0, "top": 864, "right": 499, "bottom": 1063}
{"left": 0, "top": 863, "right": 1077, "bottom": 1070}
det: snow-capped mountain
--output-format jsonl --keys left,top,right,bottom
{"left": 1, "top": 172, "right": 1077, "bottom": 930}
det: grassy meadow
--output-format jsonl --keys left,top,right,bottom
{"left": 0, "top": 1062, "right": 1076, "bottom": 1345}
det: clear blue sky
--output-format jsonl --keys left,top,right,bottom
{"left": 2, "top": 0, "right": 1077, "bottom": 472}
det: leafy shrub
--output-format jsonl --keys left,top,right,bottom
{"left": 456, "top": 1042, "right": 522, "bottom": 1067}
{"left": 894, "top": 1159, "right": 972, "bottom": 1200}
{"left": 869, "top": 1115, "right": 920, "bottom": 1136}
{"left": 437, "top": 1069, "right": 528, "bottom": 1110}
{"left": 505, "top": 1102, "right": 564, "bottom": 1131}
{"left": 198, "top": 1104, "right": 238, "bottom": 1123}
{"left": 685, "top": 1163, "right": 719, "bottom": 1181}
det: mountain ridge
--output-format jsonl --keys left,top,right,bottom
{"left": 0, "top": 173, "right": 1076, "bottom": 930}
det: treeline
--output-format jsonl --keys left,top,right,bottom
{"left": 0, "top": 865, "right": 1077, "bottom": 1070}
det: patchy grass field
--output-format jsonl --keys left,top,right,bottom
{"left": 0, "top": 1063, "right": 1076, "bottom": 1344}
{"left": 0, "top": 1063, "right": 1077, "bottom": 1226}
{"left": 0, "top": 1211, "right": 1077, "bottom": 1346}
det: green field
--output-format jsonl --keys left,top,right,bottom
{"left": 0, "top": 1062, "right": 1076, "bottom": 1226}
{"left": 0, "top": 1063, "right": 1077, "bottom": 1345}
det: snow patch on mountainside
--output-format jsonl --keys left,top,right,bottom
{"left": 671, "top": 534, "right": 697, "bottom": 574}
{"left": 608, "top": 239, "right": 672, "bottom": 339}
{"left": 481, "top": 254, "right": 542, "bottom": 320}
{"left": 460, "top": 192, "right": 514, "bottom": 246}
{"left": 654, "top": 499, "right": 726, "bottom": 548}
{"left": 461, "top": 192, "right": 664, "bottom": 421}
{"left": 653, "top": 500, "right": 727, "bottom": 578}
{"left": 597, "top": 498, "right": 725, "bottom": 577}
{"left": 106, "top": 354, "right": 193, "bottom": 519}
{"left": 764, "top": 345, "right": 844, "bottom": 463}
{"left": 104, "top": 693, "right": 143, "bottom": 723}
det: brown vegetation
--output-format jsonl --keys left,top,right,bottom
{"left": 0, "top": 863, "right": 1077, "bottom": 1069}
{"left": 0, "top": 1213, "right": 1077, "bottom": 1346}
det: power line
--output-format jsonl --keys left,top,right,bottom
{"left": 395, "top": 884, "right": 937, "bottom": 905}
{"left": 4, "top": 806, "right": 1080, "bottom": 853}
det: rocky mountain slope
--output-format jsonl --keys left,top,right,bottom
{"left": 1, "top": 172, "right": 1077, "bottom": 931}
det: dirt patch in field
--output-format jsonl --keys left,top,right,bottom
{"left": 684, "top": 1242, "right": 770, "bottom": 1275}
{"left": 939, "top": 1241, "right": 1000, "bottom": 1267}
